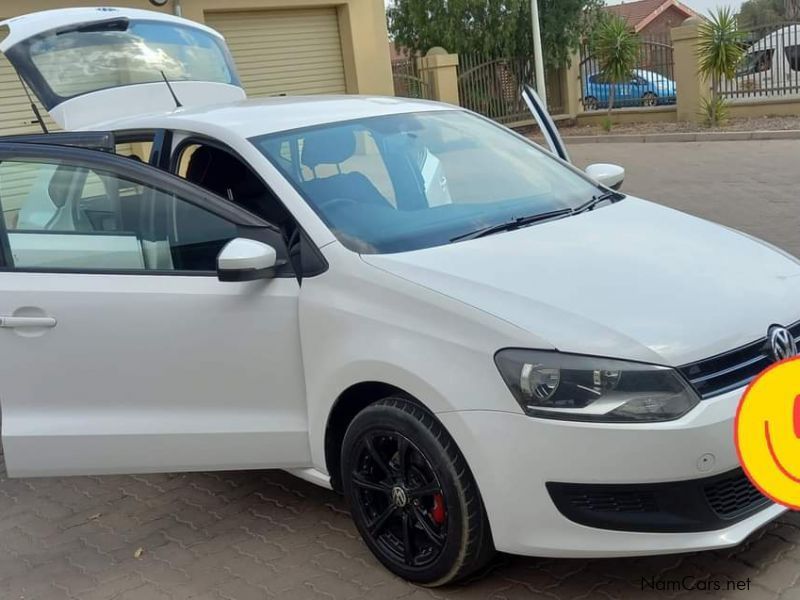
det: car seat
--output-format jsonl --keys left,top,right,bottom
{"left": 299, "top": 128, "right": 390, "bottom": 210}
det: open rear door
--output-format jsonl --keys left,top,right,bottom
{"left": 522, "top": 84, "right": 571, "bottom": 164}
{"left": 0, "top": 8, "right": 246, "bottom": 130}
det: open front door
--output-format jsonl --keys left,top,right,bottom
{"left": 0, "top": 142, "right": 309, "bottom": 477}
{"left": 0, "top": 8, "right": 246, "bottom": 130}
{"left": 522, "top": 84, "right": 571, "bottom": 163}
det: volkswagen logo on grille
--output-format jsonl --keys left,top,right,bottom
{"left": 768, "top": 325, "right": 798, "bottom": 362}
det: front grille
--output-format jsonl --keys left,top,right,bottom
{"left": 564, "top": 490, "right": 657, "bottom": 513}
{"left": 679, "top": 321, "right": 800, "bottom": 398}
{"left": 705, "top": 469, "right": 770, "bottom": 518}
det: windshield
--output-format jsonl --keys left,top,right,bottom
{"left": 6, "top": 19, "right": 239, "bottom": 108}
{"left": 253, "top": 111, "right": 602, "bottom": 254}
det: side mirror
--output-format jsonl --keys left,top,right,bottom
{"left": 217, "top": 238, "right": 278, "bottom": 282}
{"left": 585, "top": 163, "right": 625, "bottom": 191}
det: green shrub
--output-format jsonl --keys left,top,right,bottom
{"left": 700, "top": 96, "right": 730, "bottom": 127}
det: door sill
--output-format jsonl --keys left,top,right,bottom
{"left": 285, "top": 467, "right": 332, "bottom": 490}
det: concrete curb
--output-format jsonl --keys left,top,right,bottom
{"left": 562, "top": 130, "right": 800, "bottom": 144}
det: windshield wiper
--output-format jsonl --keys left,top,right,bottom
{"left": 572, "top": 190, "right": 623, "bottom": 215}
{"left": 450, "top": 208, "right": 574, "bottom": 242}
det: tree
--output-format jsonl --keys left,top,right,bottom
{"left": 387, "top": 0, "right": 605, "bottom": 69}
{"left": 737, "top": 0, "right": 786, "bottom": 29}
{"left": 593, "top": 15, "right": 640, "bottom": 115}
{"left": 697, "top": 7, "right": 745, "bottom": 126}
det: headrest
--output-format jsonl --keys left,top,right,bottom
{"left": 301, "top": 128, "right": 356, "bottom": 170}
{"left": 48, "top": 165, "right": 82, "bottom": 209}
{"left": 185, "top": 146, "right": 215, "bottom": 184}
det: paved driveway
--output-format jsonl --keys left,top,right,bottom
{"left": 2, "top": 140, "right": 800, "bottom": 600}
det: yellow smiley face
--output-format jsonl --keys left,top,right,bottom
{"left": 735, "top": 357, "right": 800, "bottom": 510}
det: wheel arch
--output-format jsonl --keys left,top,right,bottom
{"left": 324, "top": 381, "right": 435, "bottom": 492}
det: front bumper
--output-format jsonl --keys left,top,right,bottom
{"left": 438, "top": 387, "right": 787, "bottom": 558}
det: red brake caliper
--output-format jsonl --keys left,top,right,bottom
{"left": 431, "top": 493, "right": 446, "bottom": 525}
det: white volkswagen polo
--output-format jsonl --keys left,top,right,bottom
{"left": 0, "top": 7, "right": 794, "bottom": 586}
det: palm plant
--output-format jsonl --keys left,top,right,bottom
{"left": 593, "top": 15, "right": 641, "bottom": 116}
{"left": 697, "top": 8, "right": 745, "bottom": 126}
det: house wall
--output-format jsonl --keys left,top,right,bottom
{"left": 0, "top": 0, "right": 393, "bottom": 96}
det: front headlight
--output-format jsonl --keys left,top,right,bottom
{"left": 494, "top": 349, "right": 699, "bottom": 423}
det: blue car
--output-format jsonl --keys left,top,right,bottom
{"left": 582, "top": 69, "right": 677, "bottom": 110}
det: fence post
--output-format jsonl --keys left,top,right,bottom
{"left": 419, "top": 47, "right": 461, "bottom": 106}
{"left": 564, "top": 50, "right": 583, "bottom": 117}
{"left": 672, "top": 16, "right": 710, "bottom": 122}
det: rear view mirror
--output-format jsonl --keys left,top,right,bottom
{"left": 217, "top": 238, "right": 278, "bottom": 282}
{"left": 585, "top": 163, "right": 625, "bottom": 191}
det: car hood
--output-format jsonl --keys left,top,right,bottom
{"left": 362, "top": 198, "right": 800, "bottom": 366}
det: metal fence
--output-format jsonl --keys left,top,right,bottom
{"left": 719, "top": 22, "right": 800, "bottom": 100}
{"left": 579, "top": 34, "right": 675, "bottom": 111}
{"left": 391, "top": 56, "right": 431, "bottom": 100}
{"left": 456, "top": 53, "right": 564, "bottom": 125}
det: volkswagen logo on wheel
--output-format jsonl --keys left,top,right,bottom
{"left": 391, "top": 486, "right": 408, "bottom": 508}
{"left": 768, "top": 325, "right": 798, "bottom": 362}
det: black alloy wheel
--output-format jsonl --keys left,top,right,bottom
{"left": 342, "top": 398, "right": 494, "bottom": 586}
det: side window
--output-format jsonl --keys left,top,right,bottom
{"left": 0, "top": 159, "right": 237, "bottom": 272}
{"left": 116, "top": 141, "right": 153, "bottom": 163}
{"left": 786, "top": 45, "right": 800, "bottom": 72}
{"left": 759, "top": 49, "right": 775, "bottom": 72}
{"left": 737, "top": 50, "right": 774, "bottom": 76}
{"left": 176, "top": 143, "right": 291, "bottom": 227}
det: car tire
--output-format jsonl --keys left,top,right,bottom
{"left": 583, "top": 96, "right": 599, "bottom": 111}
{"left": 341, "top": 397, "right": 495, "bottom": 586}
{"left": 642, "top": 92, "right": 658, "bottom": 107}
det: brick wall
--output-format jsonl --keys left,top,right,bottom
{"left": 641, "top": 6, "right": 690, "bottom": 38}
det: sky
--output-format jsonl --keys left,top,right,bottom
{"left": 604, "top": 0, "right": 744, "bottom": 14}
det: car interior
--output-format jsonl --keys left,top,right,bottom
{"left": 182, "top": 144, "right": 292, "bottom": 228}
{"left": 297, "top": 128, "right": 398, "bottom": 211}
{"left": 179, "top": 142, "right": 308, "bottom": 272}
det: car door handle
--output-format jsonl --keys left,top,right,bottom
{"left": 0, "top": 316, "right": 57, "bottom": 329}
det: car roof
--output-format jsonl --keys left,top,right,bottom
{"left": 750, "top": 24, "right": 800, "bottom": 51}
{"left": 92, "top": 95, "right": 455, "bottom": 140}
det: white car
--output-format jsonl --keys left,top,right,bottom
{"left": 732, "top": 25, "right": 800, "bottom": 95}
{"left": 0, "top": 7, "right": 794, "bottom": 586}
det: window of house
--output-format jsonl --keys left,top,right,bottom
{"left": 0, "top": 159, "right": 237, "bottom": 272}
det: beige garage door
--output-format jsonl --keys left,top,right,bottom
{"left": 0, "top": 54, "right": 58, "bottom": 136}
{"left": 206, "top": 8, "right": 347, "bottom": 98}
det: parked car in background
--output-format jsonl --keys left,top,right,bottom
{"left": 0, "top": 6, "right": 792, "bottom": 588}
{"left": 583, "top": 68, "right": 677, "bottom": 110}
{"left": 732, "top": 25, "right": 800, "bottom": 95}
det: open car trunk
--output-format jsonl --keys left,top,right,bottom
{"left": 0, "top": 7, "right": 246, "bottom": 130}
